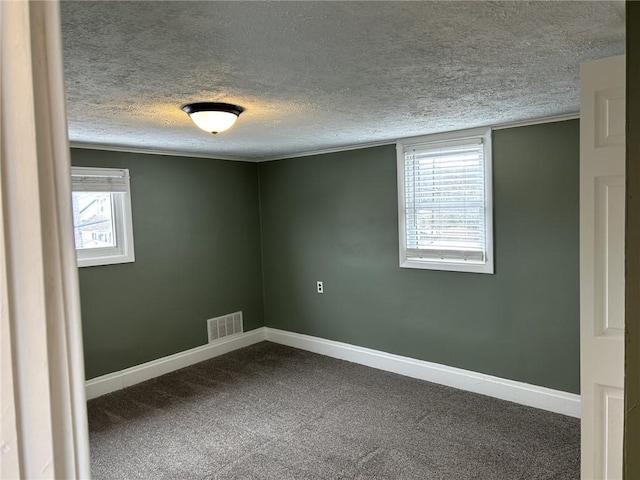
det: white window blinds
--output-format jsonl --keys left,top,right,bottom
{"left": 398, "top": 128, "right": 493, "bottom": 273}
{"left": 71, "top": 167, "right": 129, "bottom": 192}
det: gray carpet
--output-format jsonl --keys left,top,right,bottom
{"left": 87, "top": 342, "right": 580, "bottom": 479}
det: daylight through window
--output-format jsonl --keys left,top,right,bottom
{"left": 397, "top": 128, "right": 493, "bottom": 274}
{"left": 71, "top": 167, "right": 135, "bottom": 267}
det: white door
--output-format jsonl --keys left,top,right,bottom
{"left": 580, "top": 55, "right": 626, "bottom": 480}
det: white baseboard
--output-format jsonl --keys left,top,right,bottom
{"left": 85, "top": 328, "right": 266, "bottom": 400}
{"left": 85, "top": 326, "right": 580, "bottom": 418}
{"left": 264, "top": 328, "right": 581, "bottom": 418}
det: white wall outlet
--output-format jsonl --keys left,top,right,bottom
{"left": 317, "top": 281, "right": 324, "bottom": 294}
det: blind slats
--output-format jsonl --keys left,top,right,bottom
{"left": 411, "top": 198, "right": 484, "bottom": 205}
{"left": 406, "top": 248, "right": 485, "bottom": 262}
{"left": 72, "top": 168, "right": 129, "bottom": 193}
{"left": 403, "top": 136, "right": 487, "bottom": 262}
{"left": 406, "top": 174, "right": 484, "bottom": 182}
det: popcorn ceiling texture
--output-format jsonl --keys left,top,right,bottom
{"left": 61, "top": 1, "right": 625, "bottom": 161}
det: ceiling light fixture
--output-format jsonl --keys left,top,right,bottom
{"left": 181, "top": 102, "right": 245, "bottom": 134}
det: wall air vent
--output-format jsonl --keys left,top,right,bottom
{"left": 207, "top": 311, "right": 243, "bottom": 343}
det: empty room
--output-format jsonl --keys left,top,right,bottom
{"left": 2, "top": 1, "right": 638, "bottom": 480}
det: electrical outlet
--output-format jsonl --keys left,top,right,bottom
{"left": 317, "top": 281, "right": 324, "bottom": 294}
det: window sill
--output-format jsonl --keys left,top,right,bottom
{"left": 400, "top": 258, "right": 494, "bottom": 274}
{"left": 77, "top": 252, "right": 135, "bottom": 268}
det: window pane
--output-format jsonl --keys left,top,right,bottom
{"left": 72, "top": 191, "right": 116, "bottom": 249}
{"left": 404, "top": 142, "right": 486, "bottom": 260}
{"left": 397, "top": 128, "right": 493, "bottom": 273}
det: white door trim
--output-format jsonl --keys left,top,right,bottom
{"left": 1, "top": 1, "right": 90, "bottom": 477}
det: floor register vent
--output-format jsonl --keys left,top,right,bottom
{"left": 207, "top": 311, "right": 243, "bottom": 342}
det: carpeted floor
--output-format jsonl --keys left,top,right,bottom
{"left": 87, "top": 341, "right": 580, "bottom": 479}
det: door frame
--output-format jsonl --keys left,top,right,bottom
{"left": 1, "top": 1, "right": 90, "bottom": 477}
{"left": 624, "top": 4, "right": 640, "bottom": 478}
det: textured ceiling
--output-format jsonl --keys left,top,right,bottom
{"left": 61, "top": 1, "right": 625, "bottom": 161}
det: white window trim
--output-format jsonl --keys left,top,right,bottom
{"left": 71, "top": 167, "right": 135, "bottom": 267}
{"left": 396, "top": 127, "right": 494, "bottom": 274}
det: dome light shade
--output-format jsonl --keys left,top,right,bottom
{"left": 182, "top": 102, "right": 245, "bottom": 134}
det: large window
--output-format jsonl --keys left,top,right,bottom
{"left": 71, "top": 167, "right": 135, "bottom": 267}
{"left": 397, "top": 127, "right": 493, "bottom": 274}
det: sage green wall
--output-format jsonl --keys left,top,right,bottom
{"left": 259, "top": 120, "right": 580, "bottom": 394}
{"left": 74, "top": 120, "right": 579, "bottom": 391}
{"left": 72, "top": 149, "right": 264, "bottom": 379}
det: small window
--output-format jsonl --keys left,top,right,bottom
{"left": 71, "top": 167, "right": 135, "bottom": 267}
{"left": 397, "top": 127, "right": 493, "bottom": 274}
